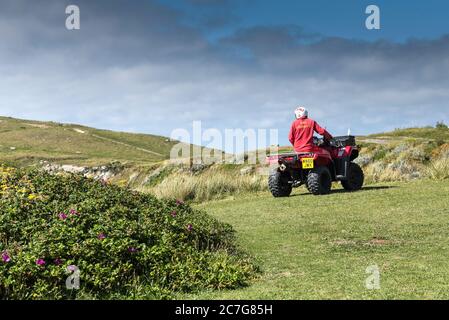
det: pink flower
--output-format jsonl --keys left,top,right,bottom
{"left": 176, "top": 199, "right": 184, "bottom": 206}
{"left": 1, "top": 251, "right": 10, "bottom": 263}
{"left": 54, "top": 258, "right": 63, "bottom": 265}
{"left": 128, "top": 247, "right": 138, "bottom": 253}
{"left": 98, "top": 233, "right": 106, "bottom": 240}
{"left": 186, "top": 224, "right": 193, "bottom": 232}
{"left": 170, "top": 211, "right": 177, "bottom": 217}
{"left": 69, "top": 209, "right": 78, "bottom": 215}
{"left": 67, "top": 265, "right": 77, "bottom": 272}
{"left": 59, "top": 213, "right": 68, "bottom": 220}
{"left": 36, "top": 259, "right": 46, "bottom": 266}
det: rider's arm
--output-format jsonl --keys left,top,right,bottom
{"left": 288, "top": 122, "right": 295, "bottom": 145}
{"left": 313, "top": 121, "right": 333, "bottom": 140}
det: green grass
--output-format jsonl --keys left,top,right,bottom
{"left": 0, "top": 116, "right": 188, "bottom": 167}
{"left": 0, "top": 116, "right": 224, "bottom": 168}
{"left": 182, "top": 180, "right": 449, "bottom": 299}
{"left": 0, "top": 116, "right": 176, "bottom": 166}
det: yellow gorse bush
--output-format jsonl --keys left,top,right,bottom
{"left": 0, "top": 166, "right": 39, "bottom": 201}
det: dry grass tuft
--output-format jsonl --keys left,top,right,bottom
{"left": 147, "top": 169, "right": 267, "bottom": 202}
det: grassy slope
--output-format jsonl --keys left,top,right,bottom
{"left": 368, "top": 127, "right": 449, "bottom": 141}
{"left": 0, "top": 116, "right": 180, "bottom": 166}
{"left": 184, "top": 180, "right": 449, "bottom": 299}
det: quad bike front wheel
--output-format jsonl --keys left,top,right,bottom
{"left": 307, "top": 166, "right": 332, "bottom": 195}
{"left": 268, "top": 170, "right": 292, "bottom": 197}
{"left": 341, "top": 162, "right": 364, "bottom": 191}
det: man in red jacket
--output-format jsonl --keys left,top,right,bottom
{"left": 288, "top": 106, "right": 333, "bottom": 152}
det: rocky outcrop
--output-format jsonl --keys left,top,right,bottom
{"left": 40, "top": 161, "right": 124, "bottom": 181}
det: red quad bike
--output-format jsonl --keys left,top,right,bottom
{"left": 266, "top": 136, "right": 364, "bottom": 197}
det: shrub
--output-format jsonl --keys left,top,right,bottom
{"left": 363, "top": 160, "right": 423, "bottom": 183}
{"left": 0, "top": 166, "right": 255, "bottom": 299}
{"left": 431, "top": 143, "right": 449, "bottom": 159}
{"left": 372, "top": 147, "right": 388, "bottom": 161}
{"left": 436, "top": 121, "right": 448, "bottom": 129}
{"left": 143, "top": 166, "right": 174, "bottom": 187}
{"left": 425, "top": 158, "right": 449, "bottom": 180}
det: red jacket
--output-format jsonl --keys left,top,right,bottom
{"left": 288, "top": 117, "right": 333, "bottom": 152}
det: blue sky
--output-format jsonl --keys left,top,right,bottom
{"left": 161, "top": 0, "right": 449, "bottom": 42}
{"left": 0, "top": 0, "right": 448, "bottom": 152}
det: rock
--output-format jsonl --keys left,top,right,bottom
{"left": 392, "top": 143, "right": 408, "bottom": 155}
{"left": 240, "top": 166, "right": 254, "bottom": 175}
{"left": 410, "top": 171, "right": 421, "bottom": 179}
{"left": 354, "top": 155, "right": 373, "bottom": 167}
{"left": 128, "top": 172, "right": 139, "bottom": 183}
{"left": 190, "top": 163, "right": 208, "bottom": 173}
{"left": 60, "top": 165, "right": 85, "bottom": 174}
{"left": 40, "top": 161, "right": 124, "bottom": 182}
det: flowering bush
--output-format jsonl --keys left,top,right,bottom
{"left": 0, "top": 166, "right": 255, "bottom": 299}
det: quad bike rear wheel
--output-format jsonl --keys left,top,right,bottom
{"left": 307, "top": 166, "right": 332, "bottom": 195}
{"left": 341, "top": 162, "right": 364, "bottom": 191}
{"left": 268, "top": 170, "right": 292, "bottom": 197}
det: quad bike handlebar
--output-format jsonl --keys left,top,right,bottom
{"left": 314, "top": 135, "right": 356, "bottom": 148}
{"left": 313, "top": 136, "right": 330, "bottom": 147}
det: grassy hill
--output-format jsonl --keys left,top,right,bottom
{"left": 0, "top": 116, "right": 183, "bottom": 167}
{"left": 368, "top": 125, "right": 449, "bottom": 141}
{"left": 356, "top": 126, "right": 449, "bottom": 182}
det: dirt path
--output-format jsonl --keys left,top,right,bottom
{"left": 90, "top": 133, "right": 164, "bottom": 157}
{"left": 358, "top": 138, "right": 390, "bottom": 145}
